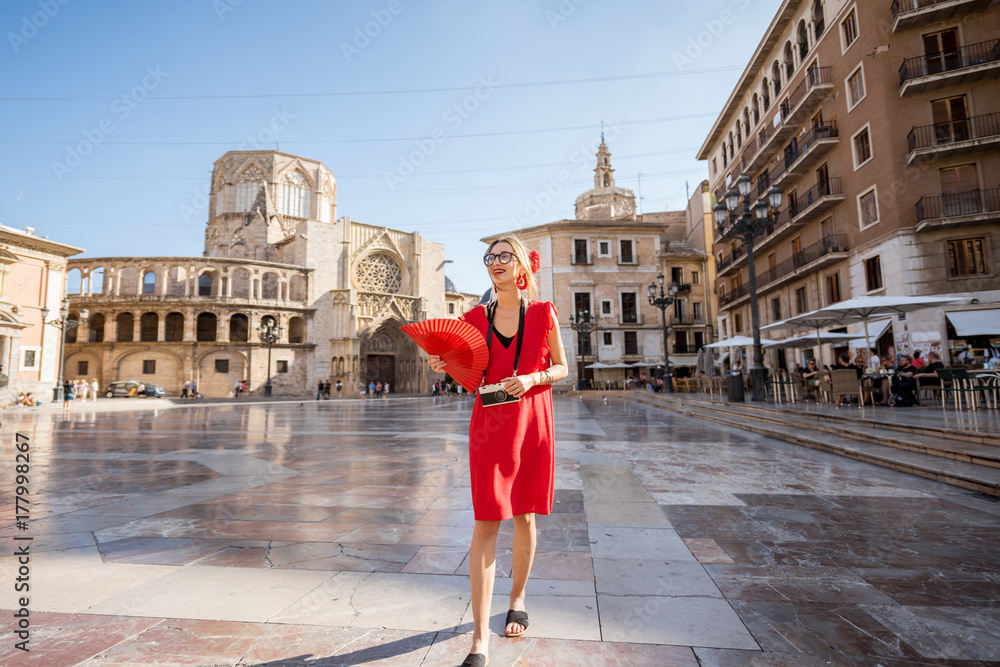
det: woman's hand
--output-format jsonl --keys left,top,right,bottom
{"left": 503, "top": 374, "right": 536, "bottom": 398}
{"left": 427, "top": 354, "right": 447, "bottom": 373}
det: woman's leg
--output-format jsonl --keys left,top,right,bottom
{"left": 507, "top": 512, "right": 537, "bottom": 635}
{"left": 469, "top": 520, "right": 500, "bottom": 656}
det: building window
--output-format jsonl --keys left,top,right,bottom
{"left": 142, "top": 272, "right": 156, "bottom": 295}
{"left": 825, "top": 272, "right": 842, "bottom": 304}
{"left": 671, "top": 267, "right": 684, "bottom": 284}
{"left": 196, "top": 312, "right": 218, "bottom": 342}
{"left": 165, "top": 312, "right": 184, "bottom": 342}
{"left": 574, "top": 292, "right": 591, "bottom": 319}
{"left": 276, "top": 360, "right": 289, "bottom": 373}
{"left": 864, "top": 255, "right": 883, "bottom": 292}
{"left": 858, "top": 187, "right": 879, "bottom": 228}
{"left": 948, "top": 238, "right": 988, "bottom": 277}
{"left": 691, "top": 271, "right": 699, "bottom": 284}
{"left": 577, "top": 330, "right": 593, "bottom": 356}
{"left": 624, "top": 331, "right": 639, "bottom": 355}
{"left": 142, "top": 360, "right": 156, "bottom": 375}
{"left": 603, "top": 332, "right": 613, "bottom": 346}
{"left": 279, "top": 170, "right": 311, "bottom": 219}
{"left": 77, "top": 361, "right": 89, "bottom": 375}
{"left": 675, "top": 330, "right": 689, "bottom": 353}
{"left": 600, "top": 299, "right": 612, "bottom": 316}
{"left": 597, "top": 240, "right": 611, "bottom": 258}
{"left": 795, "top": 286, "right": 808, "bottom": 315}
{"left": 619, "top": 239, "right": 634, "bottom": 264}
{"left": 215, "top": 359, "right": 229, "bottom": 373}
{"left": 621, "top": 293, "right": 638, "bottom": 324}
{"left": 712, "top": 158, "right": 717, "bottom": 175}
{"left": 771, "top": 297, "right": 782, "bottom": 321}
{"left": 693, "top": 302, "right": 702, "bottom": 322}
{"left": 198, "top": 274, "right": 213, "bottom": 296}
{"left": 931, "top": 96, "right": 969, "bottom": 144}
{"left": 841, "top": 9, "right": 858, "bottom": 51}
{"left": 573, "top": 239, "right": 589, "bottom": 265}
{"left": 673, "top": 299, "right": 685, "bottom": 321}
{"left": 847, "top": 64, "right": 866, "bottom": 110}
{"left": 235, "top": 166, "right": 265, "bottom": 212}
{"left": 448, "top": 303, "right": 455, "bottom": 314}
{"left": 852, "top": 125, "right": 872, "bottom": 168}
{"left": 923, "top": 29, "right": 958, "bottom": 73}
{"left": 140, "top": 312, "right": 158, "bottom": 342}
{"left": 695, "top": 331, "right": 705, "bottom": 350}
{"left": 21, "top": 349, "right": 37, "bottom": 369}
{"left": 116, "top": 312, "right": 134, "bottom": 342}
{"left": 734, "top": 312, "right": 743, "bottom": 333}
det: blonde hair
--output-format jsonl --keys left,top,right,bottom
{"left": 486, "top": 235, "right": 539, "bottom": 302}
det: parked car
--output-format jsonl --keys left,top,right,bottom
{"left": 104, "top": 380, "right": 166, "bottom": 398}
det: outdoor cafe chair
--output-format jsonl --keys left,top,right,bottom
{"left": 830, "top": 369, "right": 864, "bottom": 408}
{"left": 944, "top": 368, "right": 996, "bottom": 410}
{"left": 916, "top": 373, "right": 946, "bottom": 407}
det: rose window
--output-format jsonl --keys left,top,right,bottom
{"left": 356, "top": 253, "right": 403, "bottom": 293}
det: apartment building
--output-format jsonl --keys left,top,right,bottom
{"left": 698, "top": 0, "right": 999, "bottom": 364}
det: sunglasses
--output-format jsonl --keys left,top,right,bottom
{"left": 483, "top": 251, "right": 516, "bottom": 266}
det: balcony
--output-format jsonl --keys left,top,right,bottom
{"left": 754, "top": 235, "right": 850, "bottom": 294}
{"left": 906, "top": 112, "right": 1000, "bottom": 164}
{"left": 716, "top": 246, "right": 747, "bottom": 276}
{"left": 619, "top": 313, "right": 646, "bottom": 325}
{"left": 772, "top": 121, "right": 840, "bottom": 189}
{"left": 787, "top": 177, "right": 845, "bottom": 227}
{"left": 673, "top": 314, "right": 706, "bottom": 326}
{"left": 719, "top": 283, "right": 749, "bottom": 308}
{"left": 899, "top": 39, "right": 1000, "bottom": 96}
{"left": 741, "top": 67, "right": 834, "bottom": 175}
{"left": 674, "top": 344, "right": 704, "bottom": 354}
{"left": 891, "top": 0, "right": 994, "bottom": 32}
{"left": 571, "top": 254, "right": 593, "bottom": 266}
{"left": 915, "top": 187, "right": 1000, "bottom": 231}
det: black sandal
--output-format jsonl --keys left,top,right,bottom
{"left": 504, "top": 609, "right": 529, "bottom": 638}
{"left": 461, "top": 653, "right": 488, "bottom": 667}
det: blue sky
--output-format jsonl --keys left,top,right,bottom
{"left": 1, "top": 0, "right": 780, "bottom": 293}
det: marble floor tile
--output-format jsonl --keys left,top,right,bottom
{"left": 598, "top": 594, "right": 760, "bottom": 649}
{"left": 706, "top": 565, "right": 899, "bottom": 605}
{"left": 588, "top": 525, "right": 695, "bottom": 561}
{"left": 0, "top": 611, "right": 162, "bottom": 666}
{"left": 684, "top": 538, "right": 737, "bottom": 564}
{"left": 861, "top": 604, "right": 1000, "bottom": 661}
{"left": 400, "top": 545, "right": 469, "bottom": 575}
{"left": 458, "top": 593, "right": 602, "bottom": 641}
{"left": 594, "top": 558, "right": 722, "bottom": 597}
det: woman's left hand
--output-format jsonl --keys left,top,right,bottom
{"left": 503, "top": 374, "right": 536, "bottom": 398}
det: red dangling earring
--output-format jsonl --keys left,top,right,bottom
{"left": 516, "top": 274, "right": 527, "bottom": 290}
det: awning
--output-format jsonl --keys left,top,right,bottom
{"left": 849, "top": 319, "right": 892, "bottom": 349}
{"left": 946, "top": 309, "right": 1000, "bottom": 337}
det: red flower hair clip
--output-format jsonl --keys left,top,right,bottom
{"left": 529, "top": 250, "right": 540, "bottom": 275}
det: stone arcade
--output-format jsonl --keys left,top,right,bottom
{"left": 65, "top": 150, "right": 471, "bottom": 397}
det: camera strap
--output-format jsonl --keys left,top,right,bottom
{"left": 484, "top": 299, "right": 526, "bottom": 384}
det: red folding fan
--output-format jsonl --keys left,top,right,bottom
{"left": 401, "top": 319, "right": 489, "bottom": 394}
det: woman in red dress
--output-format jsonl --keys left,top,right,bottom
{"left": 427, "top": 235, "right": 567, "bottom": 667}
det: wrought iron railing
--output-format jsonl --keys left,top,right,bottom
{"left": 755, "top": 235, "right": 849, "bottom": 289}
{"left": 892, "top": 0, "right": 977, "bottom": 20}
{"left": 907, "top": 112, "right": 1000, "bottom": 152}
{"left": 916, "top": 187, "right": 1000, "bottom": 222}
{"left": 788, "top": 177, "right": 843, "bottom": 219}
{"left": 779, "top": 66, "right": 833, "bottom": 120}
{"left": 899, "top": 39, "right": 1000, "bottom": 86}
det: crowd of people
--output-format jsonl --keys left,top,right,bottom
{"left": 315, "top": 379, "right": 345, "bottom": 399}
{"left": 790, "top": 349, "right": 948, "bottom": 407}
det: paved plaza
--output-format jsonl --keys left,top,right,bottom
{"left": 1, "top": 395, "right": 999, "bottom": 666}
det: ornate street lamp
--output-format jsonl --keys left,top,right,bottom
{"left": 714, "top": 178, "right": 783, "bottom": 401}
{"left": 646, "top": 274, "right": 680, "bottom": 393}
{"left": 41, "top": 299, "right": 89, "bottom": 402}
{"left": 569, "top": 310, "right": 596, "bottom": 391}
{"left": 256, "top": 316, "right": 284, "bottom": 397}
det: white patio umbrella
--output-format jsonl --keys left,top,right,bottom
{"left": 704, "top": 335, "right": 776, "bottom": 348}
{"left": 763, "top": 332, "right": 856, "bottom": 349}
{"left": 811, "top": 295, "right": 965, "bottom": 360}
{"left": 762, "top": 309, "right": 850, "bottom": 367}
{"left": 585, "top": 362, "right": 611, "bottom": 369}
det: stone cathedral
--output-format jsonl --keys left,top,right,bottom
{"left": 64, "top": 150, "right": 476, "bottom": 397}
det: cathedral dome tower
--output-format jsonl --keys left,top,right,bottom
{"left": 574, "top": 137, "right": 636, "bottom": 221}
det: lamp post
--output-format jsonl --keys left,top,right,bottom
{"left": 256, "top": 316, "right": 283, "bottom": 397}
{"left": 646, "top": 274, "right": 680, "bottom": 393}
{"left": 569, "top": 310, "right": 596, "bottom": 391}
{"left": 41, "top": 299, "right": 88, "bottom": 402}
{"left": 713, "top": 175, "right": 783, "bottom": 401}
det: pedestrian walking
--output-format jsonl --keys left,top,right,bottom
{"left": 62, "top": 380, "right": 75, "bottom": 413}
{"left": 181, "top": 380, "right": 190, "bottom": 399}
{"left": 316, "top": 380, "right": 324, "bottom": 401}
{"left": 375, "top": 381, "right": 383, "bottom": 398}
{"left": 234, "top": 380, "right": 242, "bottom": 398}
{"left": 323, "top": 380, "right": 331, "bottom": 399}
{"left": 336, "top": 380, "right": 343, "bottom": 398}
{"left": 190, "top": 380, "right": 198, "bottom": 399}
{"left": 426, "top": 235, "right": 567, "bottom": 666}
{"left": 432, "top": 380, "right": 441, "bottom": 397}
{"left": 91, "top": 378, "right": 99, "bottom": 402}
{"left": 383, "top": 381, "right": 390, "bottom": 397}
{"left": 368, "top": 381, "right": 375, "bottom": 398}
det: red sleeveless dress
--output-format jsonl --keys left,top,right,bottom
{"left": 459, "top": 300, "right": 558, "bottom": 521}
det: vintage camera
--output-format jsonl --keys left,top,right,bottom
{"left": 479, "top": 381, "right": 521, "bottom": 407}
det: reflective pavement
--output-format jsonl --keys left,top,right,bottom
{"left": 1, "top": 396, "right": 998, "bottom": 665}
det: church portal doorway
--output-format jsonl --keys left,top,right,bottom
{"left": 366, "top": 354, "right": 395, "bottom": 389}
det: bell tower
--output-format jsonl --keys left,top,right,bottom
{"left": 574, "top": 136, "right": 636, "bottom": 221}
{"left": 594, "top": 136, "right": 615, "bottom": 190}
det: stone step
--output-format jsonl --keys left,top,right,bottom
{"left": 641, "top": 393, "right": 1000, "bottom": 469}
{"left": 628, "top": 394, "right": 1000, "bottom": 498}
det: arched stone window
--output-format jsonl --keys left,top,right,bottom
{"left": 813, "top": 0, "right": 824, "bottom": 39}
{"left": 772, "top": 61, "right": 782, "bottom": 95}
{"left": 165, "top": 312, "right": 184, "bottom": 341}
{"left": 288, "top": 316, "right": 305, "bottom": 344}
{"left": 289, "top": 275, "right": 306, "bottom": 301}
{"left": 88, "top": 313, "right": 105, "bottom": 343}
{"left": 798, "top": 20, "right": 809, "bottom": 58}
{"left": 235, "top": 165, "right": 265, "bottom": 212}
{"left": 602, "top": 174, "right": 610, "bottom": 187}
{"left": 142, "top": 271, "right": 156, "bottom": 295}
{"left": 229, "top": 314, "right": 249, "bottom": 342}
{"left": 355, "top": 253, "right": 403, "bottom": 293}
{"left": 66, "top": 268, "right": 83, "bottom": 295}
{"left": 198, "top": 273, "right": 213, "bottom": 296}
{"left": 66, "top": 313, "right": 79, "bottom": 343}
{"left": 752, "top": 94, "right": 760, "bottom": 125}
{"left": 262, "top": 272, "right": 279, "bottom": 299}
{"left": 140, "top": 312, "right": 159, "bottom": 342}
{"left": 197, "top": 313, "right": 217, "bottom": 342}
{"left": 231, "top": 268, "right": 251, "bottom": 298}
{"left": 116, "top": 313, "right": 134, "bottom": 342}
{"left": 91, "top": 267, "right": 106, "bottom": 295}
{"left": 743, "top": 108, "right": 751, "bottom": 132}
{"left": 762, "top": 78, "right": 771, "bottom": 110}
{"left": 784, "top": 41, "right": 795, "bottom": 78}
{"left": 279, "top": 170, "right": 311, "bottom": 218}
